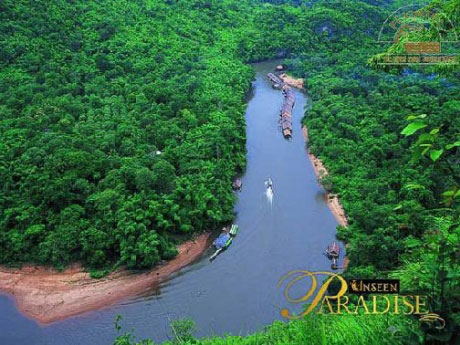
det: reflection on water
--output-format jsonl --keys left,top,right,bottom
{"left": 0, "top": 61, "right": 343, "bottom": 345}
{"left": 315, "top": 190, "right": 329, "bottom": 203}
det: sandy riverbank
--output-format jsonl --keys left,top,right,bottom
{"left": 302, "top": 126, "right": 349, "bottom": 269}
{"left": 279, "top": 73, "right": 304, "bottom": 90}
{"left": 277, "top": 72, "right": 346, "bottom": 226}
{"left": 0, "top": 232, "right": 211, "bottom": 324}
{"left": 302, "top": 127, "right": 348, "bottom": 228}
{"left": 275, "top": 72, "right": 348, "bottom": 226}
{"left": 277, "top": 73, "right": 348, "bottom": 228}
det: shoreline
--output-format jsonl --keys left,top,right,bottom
{"left": 275, "top": 71, "right": 347, "bottom": 227}
{"left": 0, "top": 70, "right": 347, "bottom": 326}
{"left": 271, "top": 71, "right": 349, "bottom": 268}
{"left": 0, "top": 232, "right": 211, "bottom": 324}
{"left": 302, "top": 126, "right": 349, "bottom": 269}
{"left": 302, "top": 127, "right": 348, "bottom": 228}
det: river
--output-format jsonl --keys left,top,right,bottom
{"left": 0, "top": 61, "right": 343, "bottom": 345}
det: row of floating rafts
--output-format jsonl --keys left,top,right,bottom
{"left": 280, "top": 86, "right": 295, "bottom": 139}
{"left": 267, "top": 73, "right": 283, "bottom": 90}
{"left": 210, "top": 224, "right": 239, "bottom": 261}
{"left": 267, "top": 72, "right": 295, "bottom": 139}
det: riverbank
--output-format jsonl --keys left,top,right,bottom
{"left": 0, "top": 232, "right": 211, "bottom": 324}
{"left": 276, "top": 73, "right": 347, "bottom": 226}
{"left": 281, "top": 74, "right": 349, "bottom": 254}
{"left": 276, "top": 72, "right": 346, "bottom": 226}
{"left": 277, "top": 74, "right": 348, "bottom": 242}
{"left": 302, "top": 126, "right": 349, "bottom": 268}
{"left": 302, "top": 126, "right": 348, "bottom": 228}
{"left": 279, "top": 73, "right": 304, "bottom": 90}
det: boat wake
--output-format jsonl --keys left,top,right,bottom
{"left": 266, "top": 186, "right": 273, "bottom": 207}
{"left": 264, "top": 177, "right": 274, "bottom": 207}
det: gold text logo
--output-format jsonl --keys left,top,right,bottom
{"left": 278, "top": 270, "right": 445, "bottom": 329}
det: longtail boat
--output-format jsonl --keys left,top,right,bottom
{"left": 210, "top": 225, "right": 239, "bottom": 261}
{"left": 325, "top": 242, "right": 340, "bottom": 270}
{"left": 325, "top": 242, "right": 340, "bottom": 259}
{"left": 229, "top": 224, "right": 239, "bottom": 236}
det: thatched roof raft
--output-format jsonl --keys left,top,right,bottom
{"left": 280, "top": 86, "right": 295, "bottom": 138}
{"left": 267, "top": 72, "right": 295, "bottom": 139}
{"left": 267, "top": 73, "right": 283, "bottom": 86}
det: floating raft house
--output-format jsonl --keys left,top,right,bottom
{"left": 281, "top": 86, "right": 295, "bottom": 138}
{"left": 267, "top": 72, "right": 295, "bottom": 139}
{"left": 267, "top": 73, "right": 283, "bottom": 89}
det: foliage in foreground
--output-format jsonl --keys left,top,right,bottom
{"left": 114, "top": 314, "right": 422, "bottom": 345}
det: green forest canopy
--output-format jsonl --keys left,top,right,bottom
{"left": 1, "top": 0, "right": 459, "bottom": 343}
{"left": 0, "top": 0, "right": 389, "bottom": 269}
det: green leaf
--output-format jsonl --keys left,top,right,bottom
{"left": 446, "top": 141, "right": 460, "bottom": 150}
{"left": 403, "top": 183, "right": 426, "bottom": 190}
{"left": 421, "top": 146, "right": 431, "bottom": 156}
{"left": 442, "top": 190, "right": 454, "bottom": 197}
{"left": 410, "top": 146, "right": 424, "bottom": 162}
{"left": 417, "top": 133, "right": 434, "bottom": 144}
{"left": 429, "top": 128, "right": 439, "bottom": 135}
{"left": 407, "top": 114, "right": 427, "bottom": 120}
{"left": 429, "top": 149, "right": 443, "bottom": 162}
{"left": 401, "top": 121, "right": 427, "bottom": 136}
{"left": 404, "top": 237, "right": 421, "bottom": 248}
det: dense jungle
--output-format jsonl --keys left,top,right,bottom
{"left": 1, "top": 0, "right": 459, "bottom": 344}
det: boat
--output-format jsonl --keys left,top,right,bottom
{"left": 214, "top": 232, "right": 232, "bottom": 249}
{"left": 331, "top": 257, "right": 338, "bottom": 270}
{"left": 232, "top": 178, "right": 242, "bottom": 191}
{"left": 325, "top": 242, "right": 340, "bottom": 259}
{"left": 265, "top": 177, "right": 274, "bottom": 192}
{"left": 267, "top": 73, "right": 283, "bottom": 87}
{"left": 229, "top": 224, "right": 239, "bottom": 237}
{"left": 325, "top": 242, "right": 340, "bottom": 270}
{"left": 210, "top": 224, "right": 238, "bottom": 261}
{"left": 209, "top": 248, "right": 223, "bottom": 261}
